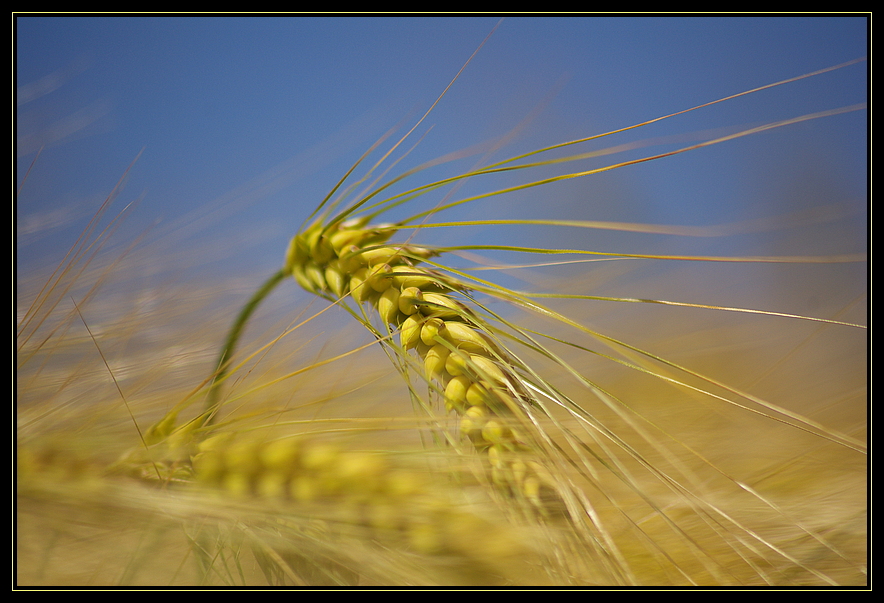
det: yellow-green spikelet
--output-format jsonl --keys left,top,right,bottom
{"left": 286, "top": 219, "right": 563, "bottom": 513}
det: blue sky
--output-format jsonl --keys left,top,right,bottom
{"left": 16, "top": 16, "right": 867, "bottom": 297}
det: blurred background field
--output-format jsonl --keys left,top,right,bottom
{"left": 16, "top": 16, "right": 867, "bottom": 587}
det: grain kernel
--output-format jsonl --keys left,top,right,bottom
{"left": 392, "top": 269, "right": 446, "bottom": 291}
{"left": 420, "top": 317, "right": 446, "bottom": 347}
{"left": 290, "top": 474, "right": 319, "bottom": 502}
{"left": 349, "top": 267, "right": 371, "bottom": 302}
{"left": 460, "top": 404, "right": 487, "bottom": 436}
{"left": 419, "top": 293, "right": 466, "bottom": 319}
{"left": 338, "top": 244, "right": 365, "bottom": 273}
{"left": 256, "top": 472, "right": 289, "bottom": 499}
{"left": 400, "top": 314, "right": 424, "bottom": 350}
{"left": 441, "top": 322, "right": 492, "bottom": 354}
{"left": 310, "top": 235, "right": 335, "bottom": 265}
{"left": 398, "top": 286, "right": 423, "bottom": 315}
{"left": 487, "top": 444, "right": 504, "bottom": 469}
{"left": 329, "top": 227, "right": 366, "bottom": 253}
{"left": 284, "top": 234, "right": 307, "bottom": 269}
{"left": 481, "top": 419, "right": 509, "bottom": 444}
{"left": 444, "top": 375, "right": 472, "bottom": 412}
{"left": 223, "top": 472, "right": 253, "bottom": 497}
{"left": 466, "top": 382, "right": 491, "bottom": 407}
{"left": 424, "top": 344, "right": 450, "bottom": 381}
{"left": 324, "top": 261, "right": 347, "bottom": 298}
{"left": 300, "top": 443, "right": 340, "bottom": 472}
{"left": 367, "top": 263, "right": 394, "bottom": 292}
{"left": 445, "top": 350, "right": 469, "bottom": 376}
{"left": 467, "top": 355, "right": 507, "bottom": 385}
{"left": 523, "top": 476, "right": 542, "bottom": 506}
{"left": 291, "top": 263, "right": 318, "bottom": 293}
{"left": 305, "top": 264, "right": 327, "bottom": 292}
{"left": 378, "top": 286, "right": 401, "bottom": 325}
{"left": 361, "top": 246, "right": 404, "bottom": 266}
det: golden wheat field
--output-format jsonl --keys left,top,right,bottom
{"left": 16, "top": 17, "right": 868, "bottom": 588}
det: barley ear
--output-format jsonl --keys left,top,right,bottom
{"left": 287, "top": 218, "right": 579, "bottom": 521}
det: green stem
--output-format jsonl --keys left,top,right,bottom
{"left": 202, "top": 267, "right": 287, "bottom": 426}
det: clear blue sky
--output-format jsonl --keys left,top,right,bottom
{"left": 16, "top": 16, "right": 867, "bottom": 292}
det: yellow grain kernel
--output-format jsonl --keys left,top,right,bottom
{"left": 143, "top": 408, "right": 179, "bottom": 445}
{"left": 481, "top": 419, "right": 509, "bottom": 444}
{"left": 258, "top": 438, "right": 300, "bottom": 474}
{"left": 420, "top": 317, "right": 446, "bottom": 347}
{"left": 401, "top": 246, "right": 436, "bottom": 262}
{"left": 444, "top": 375, "right": 472, "bottom": 412}
{"left": 424, "top": 344, "right": 451, "bottom": 382}
{"left": 338, "top": 244, "right": 365, "bottom": 273}
{"left": 256, "top": 471, "right": 290, "bottom": 499}
{"left": 165, "top": 418, "right": 201, "bottom": 452}
{"left": 491, "top": 465, "right": 510, "bottom": 486}
{"left": 419, "top": 293, "right": 466, "bottom": 319}
{"left": 302, "top": 221, "right": 324, "bottom": 256}
{"left": 391, "top": 268, "right": 446, "bottom": 291}
{"left": 397, "top": 286, "right": 423, "bottom": 315}
{"left": 367, "top": 263, "right": 394, "bottom": 292}
{"left": 441, "top": 321, "right": 492, "bottom": 354}
{"left": 460, "top": 404, "right": 487, "bottom": 436}
{"left": 329, "top": 227, "right": 366, "bottom": 253}
{"left": 487, "top": 444, "right": 505, "bottom": 469}
{"left": 400, "top": 313, "right": 424, "bottom": 350}
{"left": 223, "top": 472, "right": 253, "bottom": 497}
{"left": 339, "top": 216, "right": 370, "bottom": 229}
{"left": 198, "top": 432, "right": 235, "bottom": 453}
{"left": 291, "top": 262, "right": 318, "bottom": 293}
{"left": 311, "top": 234, "right": 335, "bottom": 265}
{"left": 466, "top": 382, "right": 492, "bottom": 407}
{"left": 357, "top": 223, "right": 397, "bottom": 247}
{"left": 285, "top": 234, "right": 307, "bottom": 270}
{"left": 383, "top": 468, "right": 424, "bottom": 498}
{"left": 361, "top": 246, "right": 404, "bottom": 266}
{"left": 378, "top": 286, "right": 402, "bottom": 325}
{"left": 304, "top": 263, "right": 328, "bottom": 292}
{"left": 467, "top": 355, "right": 507, "bottom": 385}
{"left": 445, "top": 349, "right": 468, "bottom": 376}
{"left": 324, "top": 261, "right": 347, "bottom": 297}
{"left": 300, "top": 443, "right": 340, "bottom": 472}
{"left": 290, "top": 474, "right": 320, "bottom": 502}
{"left": 523, "top": 476, "right": 542, "bottom": 507}
{"left": 335, "top": 451, "right": 386, "bottom": 496}
{"left": 348, "top": 267, "right": 371, "bottom": 302}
